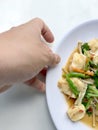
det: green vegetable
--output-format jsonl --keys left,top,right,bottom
{"left": 85, "top": 60, "right": 98, "bottom": 71}
{"left": 82, "top": 98, "right": 88, "bottom": 107}
{"left": 82, "top": 97, "right": 93, "bottom": 115}
{"left": 85, "top": 60, "right": 90, "bottom": 71}
{"left": 84, "top": 60, "right": 98, "bottom": 71}
{"left": 96, "top": 103, "right": 98, "bottom": 110}
{"left": 85, "top": 84, "right": 98, "bottom": 98}
{"left": 65, "top": 74, "right": 79, "bottom": 97}
{"left": 89, "top": 60, "right": 98, "bottom": 68}
{"left": 82, "top": 97, "right": 92, "bottom": 110}
{"left": 93, "top": 70, "right": 98, "bottom": 89}
{"left": 94, "top": 70, "right": 98, "bottom": 76}
{"left": 63, "top": 72, "right": 90, "bottom": 79}
{"left": 86, "top": 108, "right": 93, "bottom": 116}
{"left": 85, "top": 98, "right": 92, "bottom": 110}
{"left": 81, "top": 43, "right": 90, "bottom": 54}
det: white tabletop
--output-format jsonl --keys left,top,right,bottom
{"left": 0, "top": 0, "right": 98, "bottom": 130}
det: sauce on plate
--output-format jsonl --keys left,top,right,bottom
{"left": 64, "top": 95, "right": 98, "bottom": 130}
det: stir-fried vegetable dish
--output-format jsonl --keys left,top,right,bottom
{"left": 58, "top": 39, "right": 98, "bottom": 127}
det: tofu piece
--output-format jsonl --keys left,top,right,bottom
{"left": 93, "top": 55, "right": 98, "bottom": 65}
{"left": 70, "top": 52, "right": 86, "bottom": 71}
{"left": 58, "top": 77, "right": 86, "bottom": 98}
{"left": 88, "top": 39, "right": 98, "bottom": 52}
{"left": 71, "top": 78, "right": 87, "bottom": 92}
{"left": 58, "top": 77, "right": 76, "bottom": 98}
{"left": 95, "top": 50, "right": 98, "bottom": 55}
{"left": 67, "top": 104, "right": 86, "bottom": 121}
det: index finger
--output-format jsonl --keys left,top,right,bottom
{"left": 34, "top": 18, "right": 54, "bottom": 43}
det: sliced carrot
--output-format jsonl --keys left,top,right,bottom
{"left": 72, "top": 67, "right": 94, "bottom": 76}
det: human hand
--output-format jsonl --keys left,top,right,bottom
{"left": 0, "top": 18, "right": 60, "bottom": 92}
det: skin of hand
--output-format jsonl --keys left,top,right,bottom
{"left": 0, "top": 18, "right": 61, "bottom": 93}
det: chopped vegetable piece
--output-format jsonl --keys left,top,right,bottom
{"left": 96, "top": 103, "right": 98, "bottom": 110}
{"left": 65, "top": 74, "right": 79, "bottom": 97}
{"left": 81, "top": 43, "right": 90, "bottom": 54}
{"left": 86, "top": 107, "right": 93, "bottom": 116}
{"left": 63, "top": 72, "right": 90, "bottom": 79}
{"left": 85, "top": 98, "right": 92, "bottom": 110}
{"left": 89, "top": 60, "right": 98, "bottom": 68}
{"left": 85, "top": 84, "right": 98, "bottom": 98}
{"left": 93, "top": 70, "right": 98, "bottom": 88}
{"left": 72, "top": 67, "right": 94, "bottom": 76}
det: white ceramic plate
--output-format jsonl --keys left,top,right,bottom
{"left": 46, "top": 19, "right": 98, "bottom": 130}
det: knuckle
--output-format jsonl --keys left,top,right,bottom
{"left": 34, "top": 17, "right": 41, "bottom": 21}
{"left": 10, "top": 27, "right": 16, "bottom": 30}
{"left": 33, "top": 17, "right": 44, "bottom": 25}
{"left": 35, "top": 17, "right": 44, "bottom": 27}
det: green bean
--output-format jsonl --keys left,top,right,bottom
{"left": 85, "top": 98, "right": 92, "bottom": 110}
{"left": 65, "top": 74, "right": 79, "bottom": 97}
{"left": 63, "top": 72, "right": 90, "bottom": 79}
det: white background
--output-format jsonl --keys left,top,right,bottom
{"left": 0, "top": 0, "right": 98, "bottom": 130}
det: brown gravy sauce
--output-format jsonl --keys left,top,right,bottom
{"left": 63, "top": 47, "right": 98, "bottom": 130}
